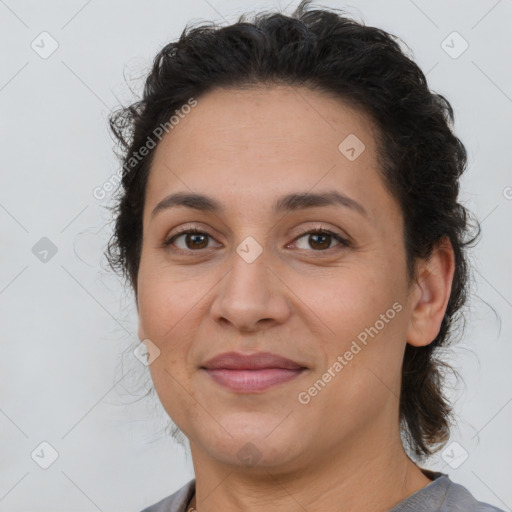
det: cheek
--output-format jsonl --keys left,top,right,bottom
{"left": 149, "top": 360, "right": 203, "bottom": 433}
{"left": 298, "top": 265, "right": 407, "bottom": 385}
{"left": 291, "top": 265, "right": 400, "bottom": 340}
{"left": 137, "top": 267, "right": 205, "bottom": 339}
{"left": 139, "top": 276, "right": 203, "bottom": 430}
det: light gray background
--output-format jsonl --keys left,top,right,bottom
{"left": 1, "top": 0, "right": 511, "bottom": 511}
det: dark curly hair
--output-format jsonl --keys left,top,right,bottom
{"left": 106, "top": 0, "right": 480, "bottom": 459}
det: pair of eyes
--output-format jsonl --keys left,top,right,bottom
{"left": 163, "top": 226, "right": 351, "bottom": 253}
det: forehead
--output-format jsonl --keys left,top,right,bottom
{"left": 144, "top": 85, "right": 392, "bottom": 224}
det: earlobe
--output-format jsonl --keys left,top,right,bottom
{"left": 406, "top": 236, "right": 455, "bottom": 347}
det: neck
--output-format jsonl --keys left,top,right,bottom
{"left": 187, "top": 429, "right": 432, "bottom": 512}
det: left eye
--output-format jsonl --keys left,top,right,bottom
{"left": 291, "top": 229, "right": 349, "bottom": 251}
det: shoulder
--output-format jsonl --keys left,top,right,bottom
{"left": 139, "top": 479, "right": 196, "bottom": 512}
{"left": 390, "top": 472, "right": 506, "bottom": 512}
{"left": 440, "top": 475, "right": 506, "bottom": 512}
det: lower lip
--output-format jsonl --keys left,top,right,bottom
{"left": 203, "top": 368, "right": 306, "bottom": 392}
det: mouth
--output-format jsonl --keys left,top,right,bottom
{"left": 202, "top": 367, "right": 307, "bottom": 392}
{"left": 200, "top": 351, "right": 308, "bottom": 393}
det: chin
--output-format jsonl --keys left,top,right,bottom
{"left": 193, "top": 414, "right": 309, "bottom": 469}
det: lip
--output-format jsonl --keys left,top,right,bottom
{"left": 201, "top": 351, "right": 308, "bottom": 393}
{"left": 202, "top": 351, "right": 306, "bottom": 371}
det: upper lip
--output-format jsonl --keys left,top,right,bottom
{"left": 201, "top": 351, "right": 307, "bottom": 370}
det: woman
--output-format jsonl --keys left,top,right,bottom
{"left": 106, "top": 1, "right": 504, "bottom": 510}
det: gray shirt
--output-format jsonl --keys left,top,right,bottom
{"left": 140, "top": 472, "right": 505, "bottom": 512}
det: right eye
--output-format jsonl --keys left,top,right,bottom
{"left": 163, "top": 228, "right": 220, "bottom": 253}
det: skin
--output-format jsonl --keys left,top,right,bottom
{"left": 136, "top": 84, "right": 455, "bottom": 512}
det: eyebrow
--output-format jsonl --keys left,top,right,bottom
{"left": 151, "top": 190, "right": 368, "bottom": 219}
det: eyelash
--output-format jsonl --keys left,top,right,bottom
{"left": 163, "top": 225, "right": 351, "bottom": 254}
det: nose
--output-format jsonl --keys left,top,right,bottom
{"left": 210, "top": 245, "right": 291, "bottom": 333}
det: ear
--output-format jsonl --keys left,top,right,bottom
{"left": 406, "top": 236, "right": 455, "bottom": 347}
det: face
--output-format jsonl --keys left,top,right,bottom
{"left": 137, "top": 85, "right": 417, "bottom": 472}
